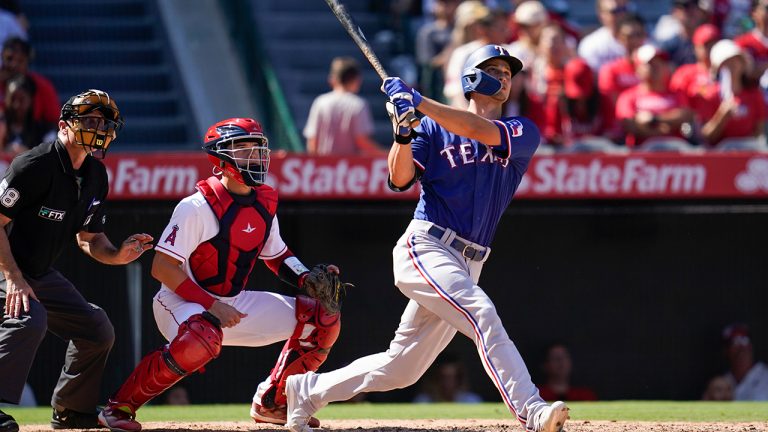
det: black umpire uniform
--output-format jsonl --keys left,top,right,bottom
{"left": 0, "top": 139, "right": 112, "bottom": 416}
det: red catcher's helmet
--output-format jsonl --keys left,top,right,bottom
{"left": 203, "top": 118, "right": 270, "bottom": 186}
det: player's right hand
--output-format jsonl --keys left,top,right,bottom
{"left": 386, "top": 100, "right": 413, "bottom": 137}
{"left": 381, "top": 77, "right": 422, "bottom": 107}
{"left": 3, "top": 275, "right": 39, "bottom": 318}
{"left": 207, "top": 301, "right": 247, "bottom": 328}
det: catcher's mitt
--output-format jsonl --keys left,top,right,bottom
{"left": 302, "top": 264, "right": 352, "bottom": 314}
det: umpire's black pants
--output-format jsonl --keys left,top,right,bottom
{"left": 0, "top": 269, "right": 115, "bottom": 413}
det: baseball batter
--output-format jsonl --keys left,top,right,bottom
{"left": 98, "top": 118, "right": 347, "bottom": 432}
{"left": 286, "top": 45, "right": 569, "bottom": 432}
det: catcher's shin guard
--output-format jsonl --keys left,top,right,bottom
{"left": 107, "top": 312, "right": 223, "bottom": 412}
{"left": 262, "top": 295, "right": 340, "bottom": 407}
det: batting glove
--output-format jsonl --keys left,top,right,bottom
{"left": 381, "top": 77, "right": 422, "bottom": 107}
{"left": 386, "top": 100, "right": 415, "bottom": 139}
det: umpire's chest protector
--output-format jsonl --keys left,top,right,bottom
{"left": 189, "top": 176, "right": 277, "bottom": 297}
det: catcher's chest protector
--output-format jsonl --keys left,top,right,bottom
{"left": 189, "top": 176, "right": 277, "bottom": 296}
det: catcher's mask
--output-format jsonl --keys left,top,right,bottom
{"left": 60, "top": 89, "right": 123, "bottom": 159}
{"left": 203, "top": 118, "right": 270, "bottom": 187}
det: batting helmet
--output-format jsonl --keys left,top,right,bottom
{"left": 60, "top": 89, "right": 124, "bottom": 159}
{"left": 203, "top": 118, "right": 270, "bottom": 187}
{"left": 461, "top": 44, "right": 524, "bottom": 100}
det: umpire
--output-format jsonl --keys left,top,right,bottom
{"left": 0, "top": 89, "right": 154, "bottom": 432}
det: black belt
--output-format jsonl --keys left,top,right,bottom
{"left": 427, "top": 225, "right": 487, "bottom": 262}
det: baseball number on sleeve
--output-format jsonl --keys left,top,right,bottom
{"left": 1, "top": 188, "right": 20, "bottom": 208}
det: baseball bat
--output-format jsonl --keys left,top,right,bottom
{"left": 323, "top": 0, "right": 420, "bottom": 128}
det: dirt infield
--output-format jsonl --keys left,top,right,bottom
{"left": 19, "top": 420, "right": 768, "bottom": 432}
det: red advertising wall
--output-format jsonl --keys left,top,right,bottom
{"left": 4, "top": 152, "right": 768, "bottom": 200}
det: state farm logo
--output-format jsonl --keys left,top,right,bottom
{"left": 271, "top": 158, "right": 408, "bottom": 197}
{"left": 106, "top": 159, "right": 199, "bottom": 197}
{"left": 518, "top": 157, "right": 706, "bottom": 195}
{"left": 735, "top": 157, "right": 768, "bottom": 193}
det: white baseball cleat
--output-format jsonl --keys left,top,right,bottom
{"left": 286, "top": 374, "right": 314, "bottom": 432}
{"left": 535, "top": 401, "right": 569, "bottom": 432}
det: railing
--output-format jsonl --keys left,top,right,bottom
{"left": 220, "top": 0, "right": 304, "bottom": 152}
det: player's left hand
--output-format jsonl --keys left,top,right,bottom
{"left": 119, "top": 233, "right": 154, "bottom": 262}
{"left": 381, "top": 77, "right": 422, "bottom": 107}
{"left": 386, "top": 100, "right": 415, "bottom": 137}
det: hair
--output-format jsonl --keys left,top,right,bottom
{"left": 329, "top": 57, "right": 361, "bottom": 85}
{"left": 2, "top": 37, "right": 31, "bottom": 57}
{"left": 617, "top": 12, "right": 645, "bottom": 29}
{"left": 478, "top": 8, "right": 508, "bottom": 27}
{"left": 6, "top": 73, "right": 36, "bottom": 97}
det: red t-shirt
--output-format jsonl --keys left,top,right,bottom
{"left": 598, "top": 57, "right": 639, "bottom": 99}
{"left": 615, "top": 85, "right": 686, "bottom": 147}
{"left": 669, "top": 63, "right": 719, "bottom": 124}
{"left": 712, "top": 86, "right": 767, "bottom": 146}
{"left": 735, "top": 31, "right": 768, "bottom": 65}
{"left": 540, "top": 65, "right": 566, "bottom": 145}
{"left": 30, "top": 72, "right": 61, "bottom": 124}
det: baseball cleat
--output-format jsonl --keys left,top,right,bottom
{"left": 250, "top": 401, "right": 320, "bottom": 428}
{"left": 286, "top": 375, "right": 314, "bottom": 432}
{"left": 535, "top": 401, "right": 569, "bottom": 432}
{"left": 97, "top": 406, "right": 141, "bottom": 432}
{"left": 51, "top": 408, "right": 101, "bottom": 429}
{"left": 0, "top": 410, "right": 19, "bottom": 432}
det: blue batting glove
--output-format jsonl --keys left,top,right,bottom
{"left": 381, "top": 77, "right": 422, "bottom": 107}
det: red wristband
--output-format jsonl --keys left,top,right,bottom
{"left": 174, "top": 278, "right": 216, "bottom": 310}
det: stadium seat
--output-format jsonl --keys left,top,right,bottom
{"left": 715, "top": 137, "right": 768, "bottom": 152}
{"left": 568, "top": 136, "right": 628, "bottom": 154}
{"left": 636, "top": 136, "right": 700, "bottom": 153}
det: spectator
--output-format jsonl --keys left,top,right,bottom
{"left": 561, "top": 57, "right": 609, "bottom": 145}
{"left": 0, "top": 1, "right": 25, "bottom": 47}
{"left": 3, "top": 74, "right": 56, "bottom": 156}
{"left": 0, "top": 38, "right": 60, "bottom": 125}
{"left": 506, "top": 0, "right": 582, "bottom": 45}
{"left": 502, "top": 69, "right": 546, "bottom": 130}
{"left": 701, "top": 374, "right": 734, "bottom": 400}
{"left": 530, "top": 24, "right": 572, "bottom": 147}
{"left": 718, "top": 0, "right": 754, "bottom": 39}
{"left": 615, "top": 44, "right": 693, "bottom": 148}
{"left": 444, "top": 7, "right": 509, "bottom": 107}
{"left": 701, "top": 39, "right": 766, "bottom": 147}
{"left": 303, "top": 57, "right": 382, "bottom": 156}
{"left": 735, "top": 0, "right": 768, "bottom": 101}
{"left": 598, "top": 14, "right": 646, "bottom": 139}
{"left": 721, "top": 323, "right": 768, "bottom": 400}
{"left": 669, "top": 24, "right": 721, "bottom": 131}
{"left": 163, "top": 386, "right": 190, "bottom": 406}
{"left": 507, "top": 1, "right": 550, "bottom": 72}
{"left": 654, "top": 0, "right": 711, "bottom": 66}
{"left": 577, "top": 0, "right": 632, "bottom": 71}
{"left": 416, "top": 0, "right": 461, "bottom": 101}
{"left": 538, "top": 343, "right": 597, "bottom": 402}
{"left": 413, "top": 353, "right": 482, "bottom": 403}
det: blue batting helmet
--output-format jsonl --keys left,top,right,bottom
{"left": 461, "top": 44, "right": 524, "bottom": 100}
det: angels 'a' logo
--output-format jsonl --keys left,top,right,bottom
{"left": 164, "top": 224, "right": 179, "bottom": 246}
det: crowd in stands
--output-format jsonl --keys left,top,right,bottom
{"left": 397, "top": 0, "right": 768, "bottom": 153}
{"left": 0, "top": 0, "right": 59, "bottom": 157}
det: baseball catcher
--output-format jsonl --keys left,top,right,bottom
{"left": 97, "top": 118, "right": 350, "bottom": 432}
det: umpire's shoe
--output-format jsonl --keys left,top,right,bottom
{"left": 51, "top": 408, "right": 101, "bottom": 429}
{"left": 0, "top": 410, "right": 19, "bottom": 432}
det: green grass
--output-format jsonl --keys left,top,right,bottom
{"left": 4, "top": 401, "right": 767, "bottom": 425}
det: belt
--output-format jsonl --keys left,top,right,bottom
{"left": 427, "top": 225, "right": 487, "bottom": 262}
